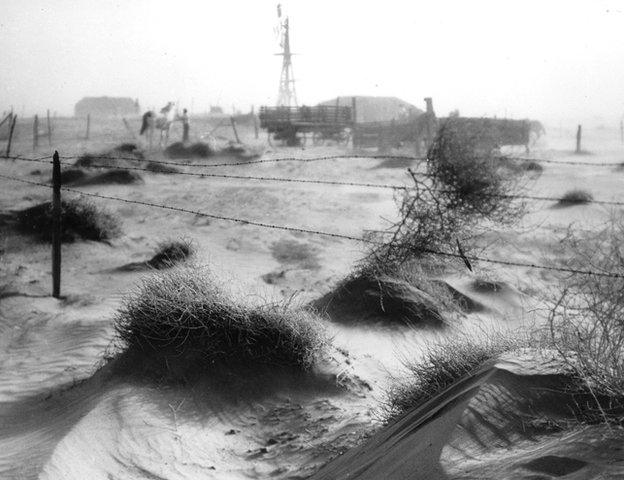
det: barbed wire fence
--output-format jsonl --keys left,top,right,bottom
{"left": 6, "top": 153, "right": 624, "bottom": 207}
{"left": 2, "top": 148, "right": 624, "bottom": 299}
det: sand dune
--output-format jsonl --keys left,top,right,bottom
{"left": 1, "top": 124, "right": 623, "bottom": 478}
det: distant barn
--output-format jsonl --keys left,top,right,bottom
{"left": 74, "top": 97, "right": 139, "bottom": 117}
{"left": 318, "top": 96, "right": 422, "bottom": 123}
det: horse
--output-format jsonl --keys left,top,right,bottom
{"left": 139, "top": 101, "right": 177, "bottom": 148}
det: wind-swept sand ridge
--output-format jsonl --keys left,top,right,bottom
{"left": 311, "top": 353, "right": 624, "bottom": 480}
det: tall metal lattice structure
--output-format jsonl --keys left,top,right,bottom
{"left": 276, "top": 5, "right": 297, "bottom": 107}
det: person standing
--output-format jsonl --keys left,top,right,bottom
{"left": 179, "top": 108, "right": 190, "bottom": 143}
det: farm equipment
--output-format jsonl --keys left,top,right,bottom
{"left": 259, "top": 105, "right": 353, "bottom": 146}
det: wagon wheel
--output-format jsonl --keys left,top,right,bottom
{"left": 312, "top": 131, "right": 325, "bottom": 146}
{"left": 337, "top": 128, "right": 351, "bottom": 146}
{"left": 300, "top": 132, "right": 309, "bottom": 147}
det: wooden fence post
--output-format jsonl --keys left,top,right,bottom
{"left": 6, "top": 114, "right": 17, "bottom": 157}
{"left": 351, "top": 96, "right": 357, "bottom": 149}
{"left": 230, "top": 117, "right": 241, "bottom": 143}
{"left": 251, "top": 106, "right": 259, "bottom": 139}
{"left": 575, "top": 124, "right": 582, "bottom": 153}
{"left": 33, "top": 115, "right": 39, "bottom": 150}
{"left": 85, "top": 114, "right": 90, "bottom": 140}
{"left": 52, "top": 150, "right": 61, "bottom": 298}
{"left": 46, "top": 109, "right": 52, "bottom": 147}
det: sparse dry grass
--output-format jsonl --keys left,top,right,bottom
{"left": 384, "top": 333, "right": 522, "bottom": 420}
{"left": 548, "top": 219, "right": 624, "bottom": 420}
{"left": 114, "top": 267, "right": 329, "bottom": 378}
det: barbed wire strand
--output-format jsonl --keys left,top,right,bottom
{"left": 6, "top": 155, "right": 624, "bottom": 206}
{"left": 2, "top": 172, "right": 624, "bottom": 279}
{"left": 7, "top": 149, "right": 622, "bottom": 169}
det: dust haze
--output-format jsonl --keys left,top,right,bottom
{"left": 1, "top": 0, "right": 623, "bottom": 126}
{"left": 2, "top": 1, "right": 624, "bottom": 480}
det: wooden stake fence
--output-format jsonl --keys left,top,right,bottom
{"left": 52, "top": 151, "right": 61, "bottom": 298}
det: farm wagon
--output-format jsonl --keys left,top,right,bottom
{"left": 259, "top": 105, "right": 354, "bottom": 146}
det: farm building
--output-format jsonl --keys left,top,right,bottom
{"left": 74, "top": 96, "right": 139, "bottom": 117}
{"left": 318, "top": 96, "right": 422, "bottom": 123}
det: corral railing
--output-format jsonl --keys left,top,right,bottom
{"left": 259, "top": 105, "right": 353, "bottom": 131}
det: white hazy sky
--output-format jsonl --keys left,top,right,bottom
{"left": 1, "top": 0, "right": 623, "bottom": 125}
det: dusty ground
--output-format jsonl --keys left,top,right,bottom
{"left": 1, "top": 116, "right": 623, "bottom": 479}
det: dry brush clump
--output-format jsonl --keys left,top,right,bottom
{"left": 323, "top": 119, "right": 528, "bottom": 327}
{"left": 16, "top": 198, "right": 121, "bottom": 242}
{"left": 147, "top": 238, "right": 195, "bottom": 269}
{"left": 165, "top": 142, "right": 213, "bottom": 158}
{"left": 75, "top": 143, "right": 145, "bottom": 168}
{"left": 74, "top": 169, "right": 143, "bottom": 186}
{"left": 311, "top": 258, "right": 458, "bottom": 327}
{"left": 548, "top": 220, "right": 624, "bottom": 420}
{"left": 425, "top": 119, "right": 524, "bottom": 217}
{"left": 556, "top": 189, "right": 593, "bottom": 207}
{"left": 145, "top": 161, "right": 180, "bottom": 174}
{"left": 114, "top": 268, "right": 328, "bottom": 378}
{"left": 368, "top": 118, "right": 525, "bottom": 268}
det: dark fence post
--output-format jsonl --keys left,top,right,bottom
{"left": 575, "top": 124, "right": 582, "bottom": 153}
{"left": 6, "top": 114, "right": 17, "bottom": 157}
{"left": 52, "top": 151, "right": 62, "bottom": 298}
{"left": 33, "top": 115, "right": 39, "bottom": 150}
{"left": 85, "top": 114, "right": 90, "bottom": 140}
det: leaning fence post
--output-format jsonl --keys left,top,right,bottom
{"left": 575, "top": 124, "right": 582, "bottom": 153}
{"left": 6, "top": 114, "right": 17, "bottom": 157}
{"left": 230, "top": 117, "right": 241, "bottom": 143}
{"left": 85, "top": 114, "right": 90, "bottom": 140}
{"left": 33, "top": 115, "right": 39, "bottom": 150}
{"left": 52, "top": 151, "right": 62, "bottom": 298}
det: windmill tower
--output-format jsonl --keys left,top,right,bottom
{"left": 275, "top": 4, "right": 297, "bottom": 107}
